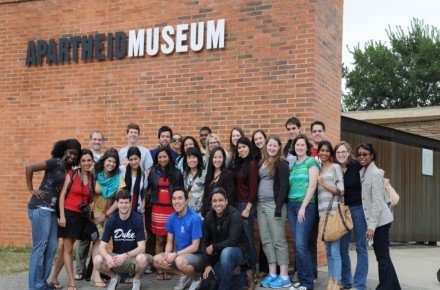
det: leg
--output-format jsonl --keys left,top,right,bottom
{"left": 237, "top": 202, "right": 256, "bottom": 272}
{"left": 214, "top": 247, "right": 245, "bottom": 290}
{"left": 75, "top": 239, "right": 91, "bottom": 279}
{"left": 268, "top": 203, "right": 289, "bottom": 276}
{"left": 373, "top": 223, "right": 401, "bottom": 290}
{"left": 287, "top": 201, "right": 300, "bottom": 282}
{"left": 133, "top": 254, "right": 151, "bottom": 279}
{"left": 327, "top": 240, "right": 341, "bottom": 282}
{"left": 307, "top": 200, "right": 319, "bottom": 280}
{"left": 257, "top": 202, "right": 277, "bottom": 272}
{"left": 93, "top": 254, "right": 116, "bottom": 278}
{"left": 339, "top": 231, "right": 352, "bottom": 288}
{"left": 152, "top": 252, "right": 180, "bottom": 279}
{"left": 90, "top": 240, "right": 106, "bottom": 285}
{"left": 351, "top": 205, "right": 368, "bottom": 290}
{"left": 155, "top": 235, "right": 167, "bottom": 255}
{"left": 63, "top": 238, "right": 77, "bottom": 287}
{"left": 50, "top": 240, "right": 64, "bottom": 287}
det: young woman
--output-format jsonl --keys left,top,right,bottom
{"left": 229, "top": 127, "right": 245, "bottom": 169}
{"left": 202, "top": 146, "right": 234, "bottom": 216}
{"left": 183, "top": 147, "right": 206, "bottom": 216}
{"left": 335, "top": 141, "right": 368, "bottom": 290}
{"left": 251, "top": 129, "right": 267, "bottom": 164}
{"left": 176, "top": 136, "right": 202, "bottom": 172}
{"left": 287, "top": 134, "right": 320, "bottom": 290}
{"left": 257, "top": 135, "right": 291, "bottom": 289}
{"left": 233, "top": 136, "right": 259, "bottom": 272}
{"left": 205, "top": 133, "right": 231, "bottom": 167}
{"left": 147, "top": 147, "right": 183, "bottom": 279}
{"left": 93, "top": 148, "right": 126, "bottom": 229}
{"left": 122, "top": 147, "right": 147, "bottom": 214}
{"left": 316, "top": 141, "right": 345, "bottom": 290}
{"left": 357, "top": 143, "right": 401, "bottom": 290}
{"left": 171, "top": 134, "right": 183, "bottom": 155}
{"left": 26, "top": 139, "right": 81, "bottom": 290}
{"left": 58, "top": 149, "right": 101, "bottom": 290}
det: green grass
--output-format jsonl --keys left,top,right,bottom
{"left": 0, "top": 247, "right": 31, "bottom": 275}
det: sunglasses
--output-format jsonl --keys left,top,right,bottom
{"left": 172, "top": 138, "right": 182, "bottom": 143}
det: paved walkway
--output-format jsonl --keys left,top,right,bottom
{"left": 1, "top": 245, "right": 438, "bottom": 290}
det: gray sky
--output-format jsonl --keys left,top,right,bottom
{"left": 343, "top": 0, "right": 440, "bottom": 68}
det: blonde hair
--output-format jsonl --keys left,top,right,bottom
{"left": 205, "top": 133, "right": 222, "bottom": 160}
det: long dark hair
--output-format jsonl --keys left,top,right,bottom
{"left": 318, "top": 140, "right": 335, "bottom": 161}
{"left": 183, "top": 147, "right": 204, "bottom": 178}
{"left": 233, "top": 136, "right": 255, "bottom": 182}
{"left": 153, "top": 147, "right": 176, "bottom": 182}
{"left": 124, "top": 147, "right": 142, "bottom": 200}
{"left": 205, "top": 146, "right": 227, "bottom": 187}
{"left": 94, "top": 148, "right": 120, "bottom": 177}
{"left": 51, "top": 139, "right": 82, "bottom": 167}
{"left": 180, "top": 136, "right": 201, "bottom": 155}
{"left": 251, "top": 129, "right": 267, "bottom": 162}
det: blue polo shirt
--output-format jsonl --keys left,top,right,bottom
{"left": 165, "top": 207, "right": 203, "bottom": 252}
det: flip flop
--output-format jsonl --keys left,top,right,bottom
{"left": 90, "top": 280, "right": 107, "bottom": 288}
{"left": 156, "top": 271, "right": 164, "bottom": 280}
{"left": 163, "top": 273, "right": 172, "bottom": 280}
{"left": 48, "top": 282, "right": 63, "bottom": 290}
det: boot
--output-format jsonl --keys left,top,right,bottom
{"left": 326, "top": 277, "right": 334, "bottom": 290}
{"left": 246, "top": 269, "right": 255, "bottom": 290}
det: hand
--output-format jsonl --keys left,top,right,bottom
{"left": 164, "top": 252, "right": 177, "bottom": 265}
{"left": 112, "top": 254, "right": 126, "bottom": 266}
{"left": 241, "top": 209, "right": 250, "bottom": 218}
{"left": 30, "top": 189, "right": 46, "bottom": 199}
{"left": 298, "top": 207, "right": 306, "bottom": 223}
{"left": 203, "top": 266, "right": 214, "bottom": 279}
{"left": 317, "top": 176, "right": 323, "bottom": 185}
{"left": 106, "top": 255, "right": 116, "bottom": 268}
{"left": 93, "top": 215, "right": 105, "bottom": 224}
{"left": 58, "top": 217, "right": 66, "bottom": 228}
{"left": 89, "top": 202, "right": 95, "bottom": 211}
{"left": 121, "top": 157, "right": 129, "bottom": 166}
{"left": 206, "top": 245, "right": 214, "bottom": 255}
{"left": 366, "top": 229, "right": 375, "bottom": 239}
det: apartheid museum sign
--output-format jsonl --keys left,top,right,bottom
{"left": 25, "top": 19, "right": 225, "bottom": 66}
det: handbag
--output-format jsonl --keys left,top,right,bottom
{"left": 198, "top": 272, "right": 220, "bottom": 290}
{"left": 384, "top": 178, "right": 399, "bottom": 206}
{"left": 319, "top": 196, "right": 353, "bottom": 242}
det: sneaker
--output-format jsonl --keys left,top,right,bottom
{"left": 261, "top": 275, "right": 277, "bottom": 287}
{"left": 107, "top": 275, "right": 121, "bottom": 290}
{"left": 174, "top": 275, "right": 192, "bottom": 290}
{"left": 188, "top": 279, "right": 202, "bottom": 290}
{"left": 269, "top": 276, "right": 291, "bottom": 289}
{"left": 289, "top": 283, "right": 308, "bottom": 290}
{"left": 132, "top": 279, "right": 141, "bottom": 290}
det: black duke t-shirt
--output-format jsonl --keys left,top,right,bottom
{"left": 102, "top": 212, "right": 145, "bottom": 254}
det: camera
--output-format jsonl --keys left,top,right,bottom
{"left": 78, "top": 203, "right": 90, "bottom": 216}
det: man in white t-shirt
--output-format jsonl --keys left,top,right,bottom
{"left": 119, "top": 123, "right": 153, "bottom": 174}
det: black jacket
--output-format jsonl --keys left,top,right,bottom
{"left": 273, "top": 159, "right": 290, "bottom": 217}
{"left": 201, "top": 205, "right": 249, "bottom": 266}
{"left": 343, "top": 160, "right": 363, "bottom": 206}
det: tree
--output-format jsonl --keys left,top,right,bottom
{"left": 343, "top": 18, "right": 440, "bottom": 111}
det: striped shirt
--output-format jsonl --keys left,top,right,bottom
{"left": 288, "top": 157, "right": 320, "bottom": 202}
{"left": 317, "top": 163, "right": 344, "bottom": 216}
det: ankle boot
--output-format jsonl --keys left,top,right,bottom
{"left": 326, "top": 277, "right": 334, "bottom": 290}
{"left": 246, "top": 269, "right": 255, "bottom": 290}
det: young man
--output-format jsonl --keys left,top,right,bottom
{"left": 201, "top": 187, "right": 255, "bottom": 290}
{"left": 199, "top": 126, "right": 211, "bottom": 154}
{"left": 283, "top": 117, "right": 301, "bottom": 168}
{"left": 310, "top": 120, "right": 326, "bottom": 157}
{"left": 93, "top": 189, "right": 152, "bottom": 290}
{"left": 119, "top": 123, "right": 153, "bottom": 173}
{"left": 90, "top": 130, "right": 104, "bottom": 162}
{"left": 150, "top": 125, "right": 179, "bottom": 161}
{"left": 153, "top": 188, "right": 205, "bottom": 290}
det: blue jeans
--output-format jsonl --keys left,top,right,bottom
{"left": 287, "top": 201, "right": 315, "bottom": 289}
{"left": 340, "top": 205, "right": 368, "bottom": 290}
{"left": 28, "top": 208, "right": 58, "bottom": 290}
{"left": 214, "top": 247, "right": 247, "bottom": 290}
{"left": 325, "top": 240, "right": 341, "bottom": 281}
{"left": 236, "top": 202, "right": 256, "bottom": 272}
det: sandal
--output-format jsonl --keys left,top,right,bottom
{"left": 67, "top": 286, "right": 77, "bottom": 290}
{"left": 163, "top": 272, "right": 172, "bottom": 280}
{"left": 156, "top": 271, "right": 164, "bottom": 280}
{"left": 90, "top": 280, "right": 107, "bottom": 288}
{"left": 74, "top": 274, "right": 84, "bottom": 281}
{"left": 48, "top": 282, "right": 63, "bottom": 289}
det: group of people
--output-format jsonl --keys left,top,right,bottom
{"left": 26, "top": 118, "right": 401, "bottom": 290}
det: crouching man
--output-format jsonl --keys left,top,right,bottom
{"left": 94, "top": 189, "right": 153, "bottom": 290}
{"left": 201, "top": 187, "right": 255, "bottom": 290}
{"left": 153, "top": 187, "right": 205, "bottom": 290}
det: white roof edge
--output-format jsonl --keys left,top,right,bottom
{"left": 342, "top": 106, "right": 440, "bottom": 124}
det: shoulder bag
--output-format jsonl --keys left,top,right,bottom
{"left": 319, "top": 195, "right": 353, "bottom": 242}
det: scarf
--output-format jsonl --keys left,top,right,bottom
{"left": 96, "top": 170, "right": 120, "bottom": 200}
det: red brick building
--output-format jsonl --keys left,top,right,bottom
{"left": 0, "top": 0, "right": 343, "bottom": 265}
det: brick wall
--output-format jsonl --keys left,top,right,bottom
{"left": 383, "top": 120, "right": 440, "bottom": 141}
{"left": 0, "top": 0, "right": 343, "bottom": 266}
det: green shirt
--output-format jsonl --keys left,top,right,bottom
{"left": 288, "top": 157, "right": 320, "bottom": 202}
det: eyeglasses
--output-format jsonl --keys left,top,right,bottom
{"left": 336, "top": 150, "right": 348, "bottom": 155}
{"left": 172, "top": 138, "right": 182, "bottom": 143}
{"left": 356, "top": 153, "right": 370, "bottom": 158}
